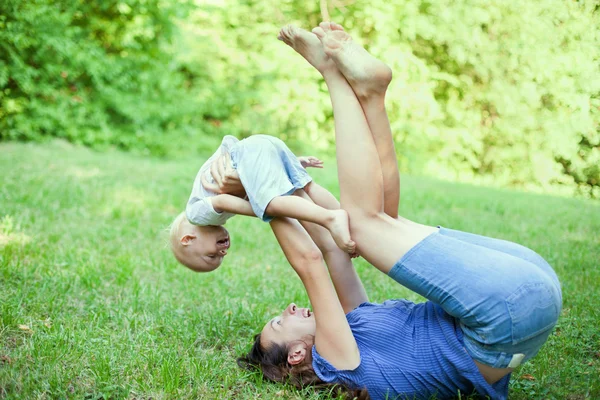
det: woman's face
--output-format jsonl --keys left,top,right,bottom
{"left": 260, "top": 303, "right": 316, "bottom": 347}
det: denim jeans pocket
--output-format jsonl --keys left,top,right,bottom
{"left": 506, "top": 282, "right": 559, "bottom": 345}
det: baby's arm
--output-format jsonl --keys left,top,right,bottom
{"left": 210, "top": 195, "right": 256, "bottom": 217}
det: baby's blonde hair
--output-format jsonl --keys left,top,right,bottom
{"left": 169, "top": 211, "right": 190, "bottom": 266}
{"left": 169, "top": 211, "right": 219, "bottom": 273}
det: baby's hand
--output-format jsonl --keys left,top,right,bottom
{"left": 298, "top": 156, "right": 324, "bottom": 169}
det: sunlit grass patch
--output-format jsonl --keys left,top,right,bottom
{"left": 0, "top": 216, "right": 31, "bottom": 247}
{"left": 66, "top": 166, "right": 103, "bottom": 180}
{"left": 96, "top": 186, "right": 153, "bottom": 219}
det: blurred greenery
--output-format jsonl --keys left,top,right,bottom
{"left": 1, "top": 0, "right": 599, "bottom": 197}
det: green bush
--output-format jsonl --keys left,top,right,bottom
{"left": 1, "top": 0, "right": 599, "bottom": 197}
{"left": 0, "top": 0, "right": 214, "bottom": 156}
{"left": 187, "top": 0, "right": 599, "bottom": 197}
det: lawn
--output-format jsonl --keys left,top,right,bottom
{"left": 1, "top": 141, "right": 599, "bottom": 399}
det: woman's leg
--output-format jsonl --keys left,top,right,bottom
{"left": 311, "top": 23, "right": 561, "bottom": 373}
{"left": 360, "top": 93, "right": 402, "bottom": 219}
{"left": 439, "top": 228, "right": 561, "bottom": 287}
{"left": 321, "top": 24, "right": 401, "bottom": 218}
{"left": 298, "top": 24, "right": 435, "bottom": 273}
{"left": 314, "top": 23, "right": 560, "bottom": 300}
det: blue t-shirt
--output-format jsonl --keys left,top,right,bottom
{"left": 312, "top": 300, "right": 509, "bottom": 400}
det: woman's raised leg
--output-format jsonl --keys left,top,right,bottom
{"left": 305, "top": 24, "right": 436, "bottom": 273}
{"left": 279, "top": 25, "right": 559, "bottom": 380}
{"left": 320, "top": 23, "right": 401, "bottom": 218}
{"left": 280, "top": 24, "right": 433, "bottom": 273}
{"left": 311, "top": 24, "right": 562, "bottom": 377}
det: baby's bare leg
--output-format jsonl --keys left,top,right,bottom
{"left": 304, "top": 182, "right": 360, "bottom": 257}
{"left": 265, "top": 194, "right": 355, "bottom": 254}
{"left": 303, "top": 181, "right": 340, "bottom": 210}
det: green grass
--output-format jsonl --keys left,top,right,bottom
{"left": 1, "top": 141, "right": 599, "bottom": 399}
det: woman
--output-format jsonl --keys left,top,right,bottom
{"left": 234, "top": 23, "right": 562, "bottom": 400}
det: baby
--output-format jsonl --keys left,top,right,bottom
{"left": 170, "top": 134, "right": 355, "bottom": 272}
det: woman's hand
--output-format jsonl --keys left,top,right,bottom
{"left": 297, "top": 156, "right": 324, "bottom": 169}
{"left": 202, "top": 152, "right": 247, "bottom": 198}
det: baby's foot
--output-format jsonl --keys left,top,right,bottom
{"left": 312, "top": 22, "right": 392, "bottom": 98}
{"left": 278, "top": 24, "right": 336, "bottom": 75}
{"left": 327, "top": 209, "right": 356, "bottom": 254}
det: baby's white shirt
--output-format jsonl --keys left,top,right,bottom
{"left": 185, "top": 135, "right": 239, "bottom": 226}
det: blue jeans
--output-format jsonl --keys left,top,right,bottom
{"left": 388, "top": 227, "right": 562, "bottom": 369}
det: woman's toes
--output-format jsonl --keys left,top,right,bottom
{"left": 330, "top": 22, "right": 344, "bottom": 31}
{"left": 278, "top": 25, "right": 290, "bottom": 41}
{"left": 312, "top": 26, "right": 325, "bottom": 39}
{"left": 319, "top": 21, "right": 333, "bottom": 32}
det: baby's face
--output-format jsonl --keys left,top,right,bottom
{"left": 189, "top": 225, "right": 231, "bottom": 271}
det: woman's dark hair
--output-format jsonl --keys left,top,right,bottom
{"left": 237, "top": 333, "right": 369, "bottom": 399}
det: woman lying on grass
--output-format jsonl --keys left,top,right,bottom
{"left": 233, "top": 23, "right": 562, "bottom": 400}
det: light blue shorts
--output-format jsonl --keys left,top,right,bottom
{"left": 388, "top": 227, "right": 562, "bottom": 369}
{"left": 230, "top": 135, "right": 312, "bottom": 222}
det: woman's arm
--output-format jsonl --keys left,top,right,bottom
{"left": 202, "top": 153, "right": 247, "bottom": 198}
{"left": 301, "top": 219, "right": 368, "bottom": 313}
{"left": 294, "top": 189, "right": 368, "bottom": 313}
{"left": 270, "top": 217, "right": 360, "bottom": 370}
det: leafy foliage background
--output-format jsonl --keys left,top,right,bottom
{"left": 1, "top": 0, "right": 599, "bottom": 197}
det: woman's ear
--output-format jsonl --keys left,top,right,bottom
{"left": 287, "top": 342, "right": 307, "bottom": 365}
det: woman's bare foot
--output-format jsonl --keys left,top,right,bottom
{"left": 312, "top": 22, "right": 392, "bottom": 98}
{"left": 326, "top": 209, "right": 356, "bottom": 254}
{"left": 278, "top": 25, "right": 337, "bottom": 75}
